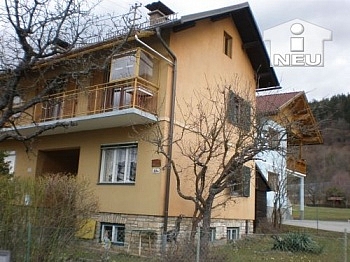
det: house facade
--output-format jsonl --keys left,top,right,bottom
{"left": 255, "top": 91, "right": 323, "bottom": 226}
{"left": 0, "top": 2, "right": 279, "bottom": 250}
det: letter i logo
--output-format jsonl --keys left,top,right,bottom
{"left": 290, "top": 23, "right": 304, "bottom": 52}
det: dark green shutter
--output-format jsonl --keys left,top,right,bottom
{"left": 227, "top": 90, "right": 236, "bottom": 124}
{"left": 242, "top": 100, "right": 251, "bottom": 131}
{"left": 242, "top": 166, "right": 251, "bottom": 197}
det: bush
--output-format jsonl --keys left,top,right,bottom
{"left": 0, "top": 174, "right": 98, "bottom": 261}
{"left": 272, "top": 232, "right": 323, "bottom": 254}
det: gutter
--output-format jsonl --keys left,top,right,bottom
{"left": 134, "top": 35, "right": 174, "bottom": 65}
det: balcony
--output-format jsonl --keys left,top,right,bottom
{"left": 17, "top": 77, "right": 158, "bottom": 135}
{"left": 287, "top": 156, "right": 306, "bottom": 175}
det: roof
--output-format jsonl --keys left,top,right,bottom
{"left": 257, "top": 92, "right": 323, "bottom": 145}
{"left": 158, "top": 2, "right": 279, "bottom": 89}
{"left": 145, "top": 1, "right": 174, "bottom": 15}
{"left": 257, "top": 91, "right": 302, "bottom": 115}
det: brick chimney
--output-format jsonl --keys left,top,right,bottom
{"left": 145, "top": 1, "right": 174, "bottom": 25}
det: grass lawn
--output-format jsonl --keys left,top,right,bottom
{"left": 217, "top": 228, "right": 347, "bottom": 262}
{"left": 70, "top": 226, "right": 348, "bottom": 261}
{"left": 292, "top": 205, "right": 350, "bottom": 221}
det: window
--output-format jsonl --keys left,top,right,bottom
{"left": 41, "top": 75, "right": 68, "bottom": 120}
{"left": 139, "top": 51, "right": 154, "bottom": 82}
{"left": 4, "top": 151, "right": 16, "bottom": 174}
{"left": 227, "top": 91, "right": 251, "bottom": 130}
{"left": 210, "top": 227, "right": 216, "bottom": 242}
{"left": 109, "top": 50, "right": 155, "bottom": 82}
{"left": 268, "top": 171, "right": 278, "bottom": 191}
{"left": 224, "top": 32, "right": 232, "bottom": 58}
{"left": 200, "top": 227, "right": 216, "bottom": 242}
{"left": 100, "top": 223, "right": 125, "bottom": 246}
{"left": 229, "top": 166, "right": 251, "bottom": 197}
{"left": 99, "top": 144, "right": 137, "bottom": 183}
{"left": 227, "top": 227, "right": 239, "bottom": 242}
{"left": 267, "top": 128, "right": 280, "bottom": 148}
{"left": 112, "top": 88, "right": 132, "bottom": 109}
{"left": 110, "top": 53, "right": 136, "bottom": 81}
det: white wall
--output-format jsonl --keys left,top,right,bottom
{"left": 255, "top": 119, "right": 288, "bottom": 209}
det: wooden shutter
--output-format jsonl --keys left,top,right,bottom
{"left": 242, "top": 166, "right": 251, "bottom": 197}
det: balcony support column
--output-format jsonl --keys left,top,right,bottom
{"left": 299, "top": 176, "right": 304, "bottom": 220}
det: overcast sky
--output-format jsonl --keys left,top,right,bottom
{"left": 97, "top": 0, "right": 350, "bottom": 101}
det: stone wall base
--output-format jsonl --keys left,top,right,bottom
{"left": 79, "top": 212, "right": 254, "bottom": 256}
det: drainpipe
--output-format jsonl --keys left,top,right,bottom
{"left": 155, "top": 27, "right": 177, "bottom": 247}
{"left": 134, "top": 29, "right": 177, "bottom": 248}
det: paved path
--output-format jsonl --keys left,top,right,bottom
{"left": 283, "top": 219, "right": 350, "bottom": 233}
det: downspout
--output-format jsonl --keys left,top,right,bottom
{"left": 134, "top": 28, "right": 177, "bottom": 248}
{"left": 155, "top": 27, "right": 177, "bottom": 239}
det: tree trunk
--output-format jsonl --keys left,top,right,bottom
{"left": 190, "top": 216, "right": 200, "bottom": 243}
{"left": 200, "top": 194, "right": 215, "bottom": 260}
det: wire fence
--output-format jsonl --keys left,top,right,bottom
{"left": 2, "top": 225, "right": 350, "bottom": 261}
{"left": 78, "top": 228, "right": 350, "bottom": 262}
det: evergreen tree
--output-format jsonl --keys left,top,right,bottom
{"left": 310, "top": 93, "right": 350, "bottom": 128}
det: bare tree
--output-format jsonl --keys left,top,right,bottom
{"left": 268, "top": 156, "right": 290, "bottom": 228}
{"left": 147, "top": 79, "right": 284, "bottom": 251}
{"left": 0, "top": 0, "right": 101, "bottom": 144}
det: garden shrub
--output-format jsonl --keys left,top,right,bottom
{"left": 0, "top": 174, "right": 98, "bottom": 261}
{"left": 272, "top": 232, "right": 323, "bottom": 254}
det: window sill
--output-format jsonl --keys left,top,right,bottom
{"left": 98, "top": 182, "right": 135, "bottom": 185}
{"left": 230, "top": 194, "right": 249, "bottom": 198}
{"left": 100, "top": 241, "right": 125, "bottom": 246}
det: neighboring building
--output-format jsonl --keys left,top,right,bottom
{"left": 255, "top": 91, "right": 323, "bottom": 225}
{"left": 0, "top": 1, "right": 279, "bottom": 251}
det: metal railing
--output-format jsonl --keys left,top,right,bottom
{"left": 76, "top": 13, "right": 179, "bottom": 49}
{"left": 32, "top": 77, "right": 158, "bottom": 123}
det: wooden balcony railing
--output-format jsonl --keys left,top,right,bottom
{"left": 32, "top": 77, "right": 158, "bottom": 123}
{"left": 287, "top": 156, "right": 306, "bottom": 174}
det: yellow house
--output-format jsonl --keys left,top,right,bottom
{"left": 0, "top": 1, "right": 279, "bottom": 249}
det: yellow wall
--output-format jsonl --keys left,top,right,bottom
{"left": 0, "top": 127, "right": 166, "bottom": 216}
{"left": 1, "top": 15, "right": 259, "bottom": 221}
{"left": 171, "top": 18, "right": 256, "bottom": 103}
{"left": 164, "top": 17, "right": 257, "bottom": 220}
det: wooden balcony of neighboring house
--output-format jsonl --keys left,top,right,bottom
{"left": 13, "top": 77, "right": 158, "bottom": 136}
{"left": 286, "top": 156, "right": 306, "bottom": 175}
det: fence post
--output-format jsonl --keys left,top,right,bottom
{"left": 344, "top": 229, "right": 347, "bottom": 262}
{"left": 25, "top": 221, "right": 31, "bottom": 262}
{"left": 196, "top": 226, "right": 200, "bottom": 262}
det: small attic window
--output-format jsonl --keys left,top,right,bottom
{"left": 224, "top": 31, "right": 232, "bottom": 58}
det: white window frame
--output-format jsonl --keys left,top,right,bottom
{"left": 100, "top": 223, "right": 125, "bottom": 246}
{"left": 99, "top": 144, "right": 137, "bottom": 184}
{"left": 4, "top": 151, "right": 16, "bottom": 174}
{"left": 210, "top": 227, "right": 216, "bottom": 242}
{"left": 227, "top": 227, "right": 239, "bottom": 241}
